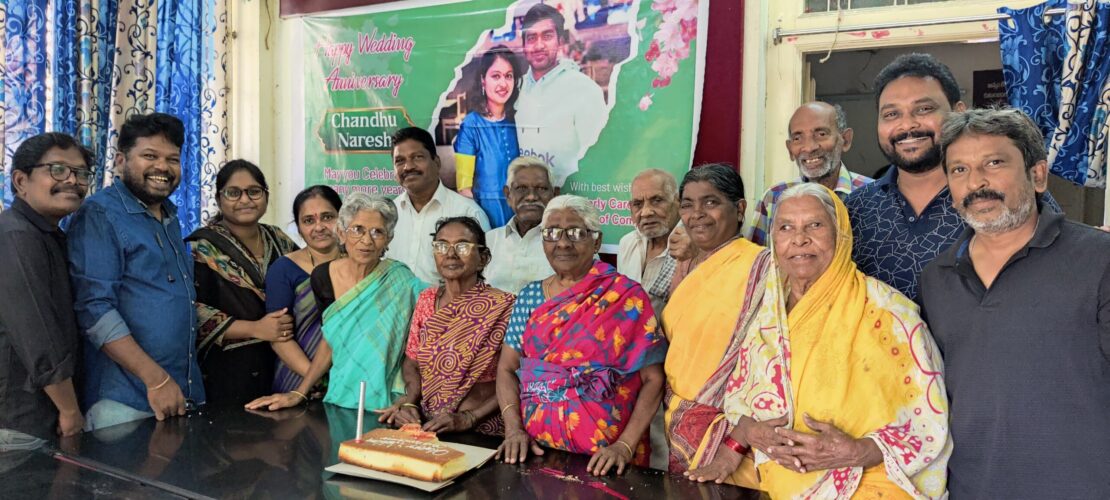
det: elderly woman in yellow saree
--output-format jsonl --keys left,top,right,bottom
{"left": 661, "top": 164, "right": 775, "bottom": 487}
{"left": 688, "top": 183, "right": 951, "bottom": 499}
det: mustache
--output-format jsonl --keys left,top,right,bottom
{"left": 963, "top": 188, "right": 1005, "bottom": 208}
{"left": 51, "top": 185, "right": 85, "bottom": 196}
{"left": 890, "top": 130, "right": 934, "bottom": 146}
{"left": 517, "top": 202, "right": 544, "bottom": 210}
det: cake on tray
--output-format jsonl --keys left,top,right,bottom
{"left": 338, "top": 424, "right": 468, "bottom": 482}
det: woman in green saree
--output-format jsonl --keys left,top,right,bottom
{"left": 245, "top": 193, "right": 426, "bottom": 412}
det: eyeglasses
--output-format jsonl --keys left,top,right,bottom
{"left": 300, "top": 213, "right": 337, "bottom": 226}
{"left": 33, "top": 163, "right": 94, "bottom": 185}
{"left": 220, "top": 187, "right": 268, "bottom": 201}
{"left": 432, "top": 241, "right": 483, "bottom": 257}
{"left": 509, "top": 185, "right": 553, "bottom": 198}
{"left": 541, "top": 227, "right": 599, "bottom": 243}
{"left": 345, "top": 226, "right": 388, "bottom": 242}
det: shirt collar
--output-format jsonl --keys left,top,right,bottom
{"left": 398, "top": 181, "right": 446, "bottom": 211}
{"left": 935, "top": 201, "right": 1061, "bottom": 268}
{"left": 11, "top": 197, "right": 61, "bottom": 233}
{"left": 112, "top": 179, "right": 178, "bottom": 219}
{"left": 633, "top": 223, "right": 677, "bottom": 254}
{"left": 873, "top": 164, "right": 900, "bottom": 191}
{"left": 504, "top": 216, "right": 543, "bottom": 239}
{"left": 800, "top": 163, "right": 855, "bottom": 195}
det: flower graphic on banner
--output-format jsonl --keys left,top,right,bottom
{"left": 640, "top": 0, "right": 698, "bottom": 111}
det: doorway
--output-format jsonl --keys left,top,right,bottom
{"left": 807, "top": 42, "right": 1105, "bottom": 225}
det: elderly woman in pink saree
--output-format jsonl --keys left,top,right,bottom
{"left": 495, "top": 195, "right": 667, "bottom": 477}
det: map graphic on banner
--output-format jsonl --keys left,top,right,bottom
{"left": 304, "top": 0, "right": 705, "bottom": 247}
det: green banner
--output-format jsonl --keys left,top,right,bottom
{"left": 304, "top": 0, "right": 705, "bottom": 246}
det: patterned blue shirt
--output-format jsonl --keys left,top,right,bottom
{"left": 504, "top": 281, "right": 545, "bottom": 351}
{"left": 845, "top": 166, "right": 1060, "bottom": 301}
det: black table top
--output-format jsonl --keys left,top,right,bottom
{"left": 15, "top": 402, "right": 758, "bottom": 499}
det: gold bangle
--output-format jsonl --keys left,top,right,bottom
{"left": 401, "top": 403, "right": 419, "bottom": 409}
{"left": 149, "top": 375, "right": 171, "bottom": 391}
{"left": 500, "top": 403, "right": 518, "bottom": 415}
{"left": 616, "top": 440, "right": 634, "bottom": 458}
{"left": 289, "top": 390, "right": 307, "bottom": 402}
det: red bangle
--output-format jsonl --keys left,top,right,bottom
{"left": 723, "top": 436, "right": 749, "bottom": 455}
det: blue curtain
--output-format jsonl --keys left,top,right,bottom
{"left": 157, "top": 0, "right": 205, "bottom": 230}
{"left": 2, "top": 0, "right": 50, "bottom": 207}
{"left": 0, "top": 0, "right": 227, "bottom": 233}
{"left": 1000, "top": 0, "right": 1110, "bottom": 188}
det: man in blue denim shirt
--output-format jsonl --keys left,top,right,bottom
{"left": 68, "top": 113, "right": 205, "bottom": 429}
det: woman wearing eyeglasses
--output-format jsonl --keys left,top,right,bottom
{"left": 263, "top": 185, "right": 343, "bottom": 396}
{"left": 187, "top": 160, "right": 299, "bottom": 405}
{"left": 246, "top": 193, "right": 426, "bottom": 413}
{"left": 494, "top": 195, "right": 667, "bottom": 476}
{"left": 374, "top": 216, "right": 514, "bottom": 435}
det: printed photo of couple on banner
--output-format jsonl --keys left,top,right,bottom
{"left": 305, "top": 0, "right": 706, "bottom": 248}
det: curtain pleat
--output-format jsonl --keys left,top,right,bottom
{"left": 0, "top": 0, "right": 227, "bottom": 232}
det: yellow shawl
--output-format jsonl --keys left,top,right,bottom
{"left": 662, "top": 237, "right": 771, "bottom": 487}
{"left": 723, "top": 186, "right": 951, "bottom": 499}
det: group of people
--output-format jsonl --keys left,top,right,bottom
{"left": 2, "top": 51, "right": 1108, "bottom": 500}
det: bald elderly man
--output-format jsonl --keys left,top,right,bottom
{"left": 747, "top": 101, "right": 871, "bottom": 246}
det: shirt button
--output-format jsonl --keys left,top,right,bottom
{"left": 908, "top": 216, "right": 916, "bottom": 222}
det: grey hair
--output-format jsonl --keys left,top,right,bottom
{"left": 505, "top": 156, "right": 554, "bottom": 188}
{"left": 632, "top": 168, "right": 679, "bottom": 200}
{"left": 776, "top": 183, "right": 837, "bottom": 225}
{"left": 542, "top": 194, "right": 602, "bottom": 232}
{"left": 939, "top": 107, "right": 1047, "bottom": 172}
{"left": 337, "top": 193, "right": 399, "bottom": 237}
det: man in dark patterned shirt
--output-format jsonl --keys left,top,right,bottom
{"left": 845, "top": 53, "right": 1056, "bottom": 300}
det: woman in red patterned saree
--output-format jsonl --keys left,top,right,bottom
{"left": 375, "top": 216, "right": 515, "bottom": 435}
{"left": 494, "top": 195, "right": 667, "bottom": 476}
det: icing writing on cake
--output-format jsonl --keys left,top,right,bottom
{"left": 361, "top": 437, "right": 452, "bottom": 456}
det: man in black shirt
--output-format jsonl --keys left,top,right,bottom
{"left": 0, "top": 132, "right": 92, "bottom": 446}
{"left": 921, "top": 108, "right": 1110, "bottom": 497}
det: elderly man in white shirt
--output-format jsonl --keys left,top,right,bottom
{"left": 484, "top": 156, "right": 556, "bottom": 293}
{"left": 386, "top": 127, "right": 489, "bottom": 285}
{"left": 617, "top": 169, "right": 681, "bottom": 315}
{"left": 514, "top": 3, "right": 607, "bottom": 187}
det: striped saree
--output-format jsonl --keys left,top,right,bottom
{"left": 321, "top": 259, "right": 426, "bottom": 410}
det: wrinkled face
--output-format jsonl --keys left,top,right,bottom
{"left": 877, "top": 76, "right": 960, "bottom": 174}
{"left": 296, "top": 196, "right": 340, "bottom": 254}
{"left": 630, "top": 174, "right": 679, "bottom": 239}
{"left": 522, "top": 18, "right": 560, "bottom": 75}
{"left": 945, "top": 133, "right": 1044, "bottom": 234}
{"left": 679, "top": 181, "right": 744, "bottom": 251}
{"left": 786, "top": 105, "right": 850, "bottom": 180}
{"left": 338, "top": 210, "right": 392, "bottom": 265}
{"left": 506, "top": 166, "right": 554, "bottom": 227}
{"left": 772, "top": 195, "right": 837, "bottom": 286}
{"left": 482, "top": 56, "right": 516, "bottom": 107}
{"left": 217, "top": 170, "right": 268, "bottom": 226}
{"left": 542, "top": 208, "right": 600, "bottom": 276}
{"left": 433, "top": 222, "right": 488, "bottom": 282}
{"left": 393, "top": 139, "right": 441, "bottom": 196}
{"left": 13, "top": 146, "right": 89, "bottom": 222}
{"left": 118, "top": 134, "right": 182, "bottom": 206}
